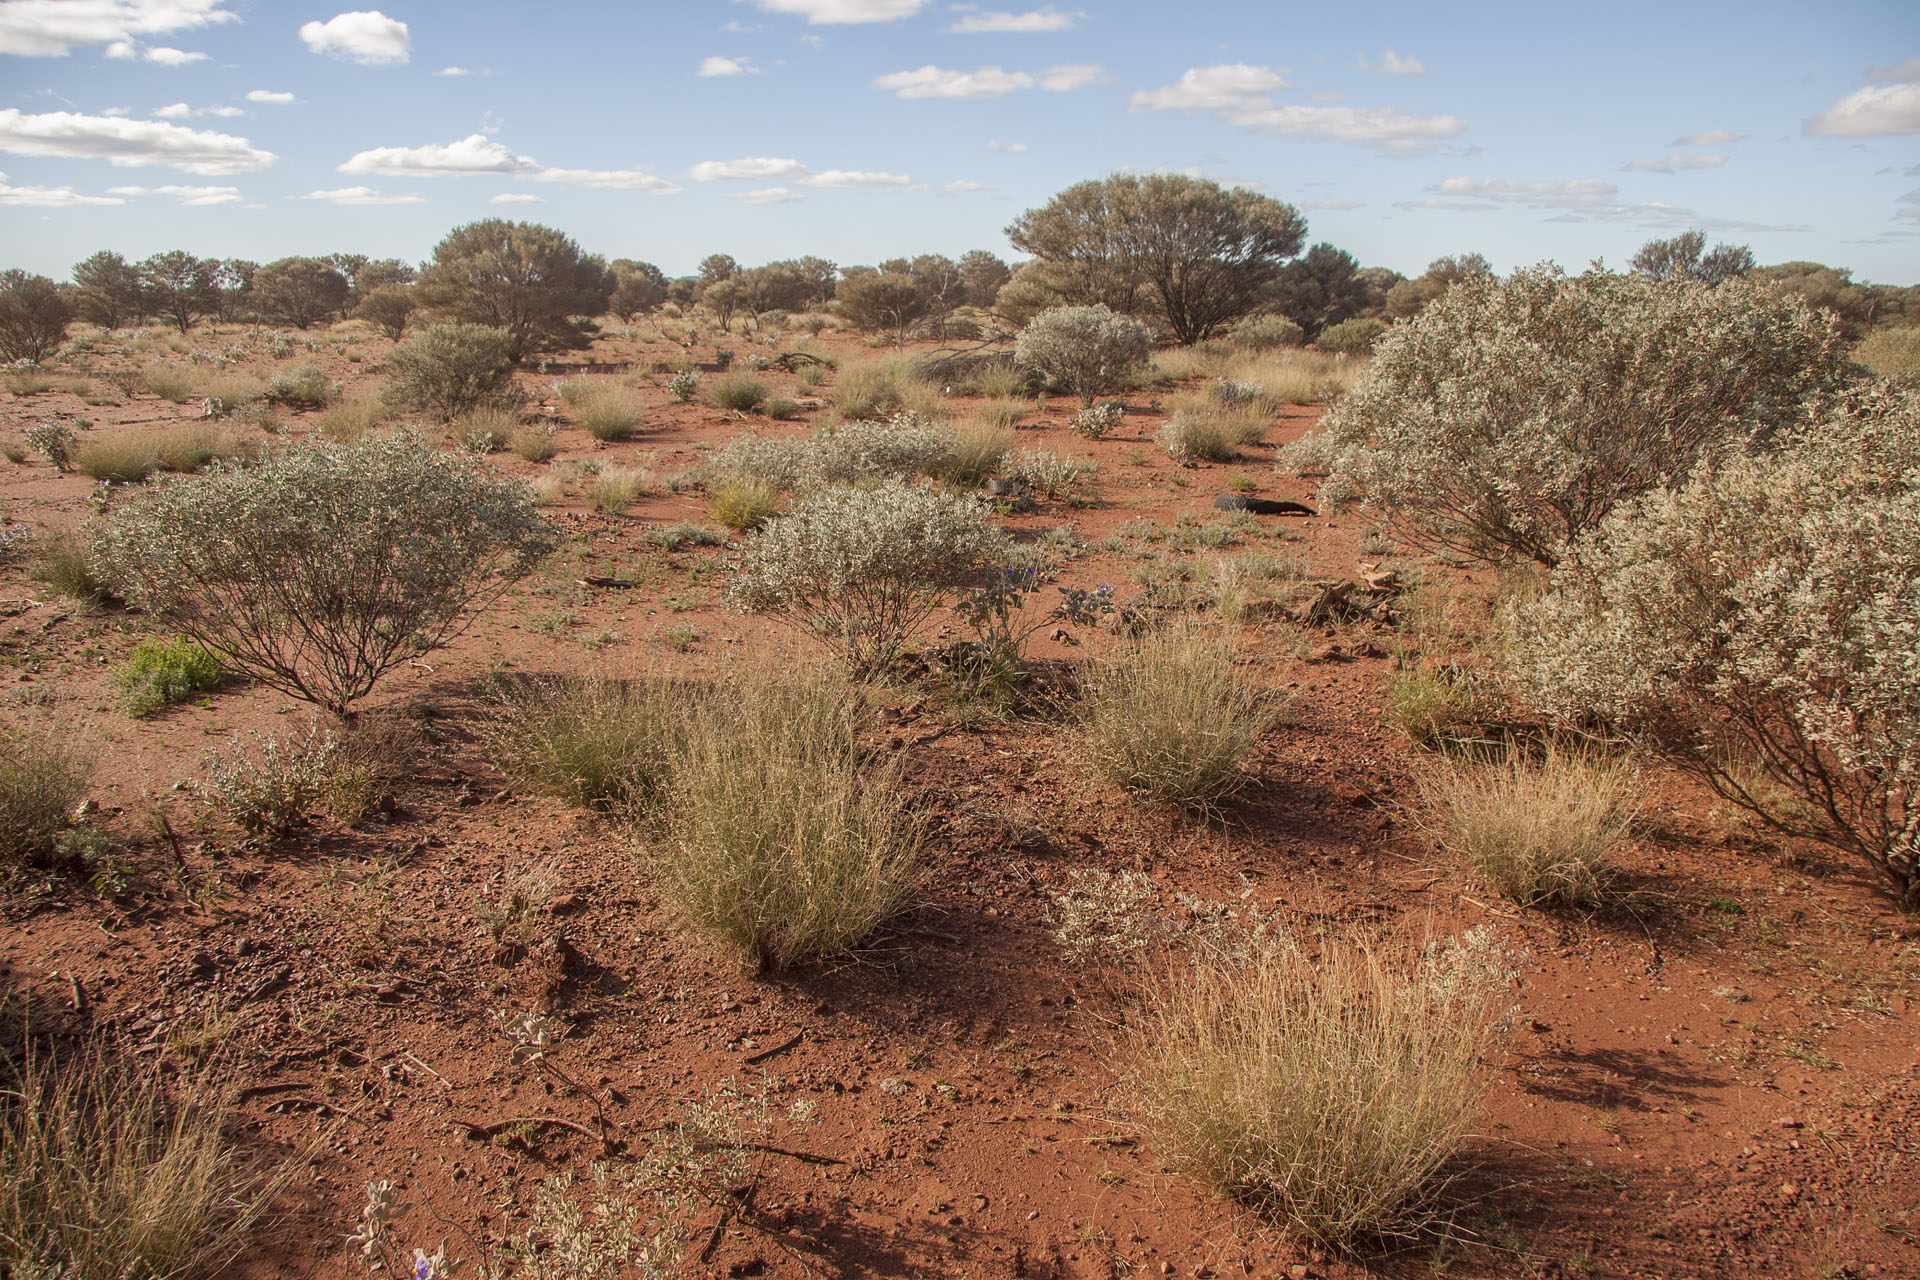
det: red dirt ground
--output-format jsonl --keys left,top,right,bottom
{"left": 1, "top": 321, "right": 1916, "bottom": 1280}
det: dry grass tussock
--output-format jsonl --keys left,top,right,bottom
{"left": 488, "top": 672, "right": 686, "bottom": 812}
{"left": 650, "top": 669, "right": 923, "bottom": 972}
{"left": 1078, "top": 623, "right": 1272, "bottom": 811}
{"left": 576, "top": 388, "right": 645, "bottom": 442}
{"left": 828, "top": 353, "right": 941, "bottom": 422}
{"left": 0, "top": 1036, "right": 272, "bottom": 1279}
{"left": 72, "top": 423, "right": 254, "bottom": 483}
{"left": 1420, "top": 746, "right": 1637, "bottom": 908}
{"left": 1128, "top": 928, "right": 1512, "bottom": 1248}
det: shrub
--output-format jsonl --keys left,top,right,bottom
{"left": 1069, "top": 400, "right": 1125, "bottom": 439}
{"left": 709, "top": 434, "right": 810, "bottom": 492}
{"left": 1857, "top": 325, "right": 1920, "bottom": 381}
{"left": 412, "top": 219, "right": 612, "bottom": 361}
{"left": 666, "top": 369, "right": 699, "bottom": 402}
{"left": 114, "top": 637, "right": 222, "bottom": 717}
{"left": 24, "top": 422, "right": 74, "bottom": 472}
{"left": 1420, "top": 748, "right": 1634, "bottom": 907}
{"left": 1230, "top": 314, "right": 1306, "bottom": 350}
{"left": 1287, "top": 267, "right": 1853, "bottom": 567}
{"left": 730, "top": 483, "right": 1002, "bottom": 675}
{"left": 490, "top": 674, "right": 684, "bottom": 811}
{"left": 653, "top": 671, "right": 923, "bottom": 971}
{"left": 510, "top": 423, "right": 560, "bottom": 461}
{"left": 0, "top": 1040, "right": 267, "bottom": 1280}
{"left": 577, "top": 389, "right": 644, "bottom": 442}
{"left": 1015, "top": 305, "right": 1154, "bottom": 406}
{"left": 1129, "top": 929, "right": 1510, "bottom": 1246}
{"left": 384, "top": 323, "right": 517, "bottom": 420}
{"left": 1155, "top": 413, "right": 1244, "bottom": 462}
{"left": 1313, "top": 317, "right": 1387, "bottom": 355}
{"left": 1510, "top": 386, "right": 1920, "bottom": 909}
{"left": 264, "top": 363, "right": 333, "bottom": 409}
{"left": 809, "top": 414, "right": 957, "bottom": 486}
{"left": 710, "top": 475, "right": 782, "bottom": 531}
{"left": 0, "top": 270, "right": 71, "bottom": 363}
{"left": 644, "top": 521, "right": 728, "bottom": 550}
{"left": 0, "top": 723, "right": 90, "bottom": 872}
{"left": 1002, "top": 448, "right": 1091, "bottom": 501}
{"left": 203, "top": 723, "right": 337, "bottom": 839}
{"left": 1078, "top": 623, "right": 1271, "bottom": 810}
{"left": 94, "top": 431, "right": 557, "bottom": 717}
{"left": 709, "top": 372, "right": 769, "bottom": 413}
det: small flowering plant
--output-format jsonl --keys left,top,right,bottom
{"left": 666, "top": 370, "right": 699, "bottom": 403}
{"left": 24, "top": 421, "right": 74, "bottom": 473}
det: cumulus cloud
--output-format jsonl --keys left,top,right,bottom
{"left": 0, "top": 108, "right": 274, "bottom": 173}
{"left": 434, "top": 65, "right": 473, "bottom": 76}
{"left": 872, "top": 62, "right": 1103, "bottom": 98}
{"left": 106, "top": 182, "right": 240, "bottom": 204}
{"left": 247, "top": 89, "right": 295, "bottom": 104}
{"left": 0, "top": 0, "right": 235, "bottom": 57}
{"left": 490, "top": 192, "right": 543, "bottom": 204}
{"left": 698, "top": 54, "right": 758, "bottom": 76}
{"left": 299, "top": 10, "right": 411, "bottom": 65}
{"left": 1625, "top": 152, "right": 1727, "bottom": 173}
{"left": 727, "top": 186, "right": 804, "bottom": 204}
{"left": 690, "top": 156, "right": 910, "bottom": 187}
{"left": 944, "top": 6, "right": 1081, "bottom": 33}
{"left": 151, "top": 102, "right": 244, "bottom": 119}
{"left": 799, "top": 168, "right": 911, "bottom": 187}
{"left": 339, "top": 133, "right": 680, "bottom": 192}
{"left": 986, "top": 138, "right": 1027, "bottom": 152}
{"left": 1806, "top": 77, "right": 1920, "bottom": 136}
{"left": 0, "top": 169, "right": 123, "bottom": 205}
{"left": 750, "top": 0, "right": 924, "bottom": 22}
{"left": 1359, "top": 49, "right": 1427, "bottom": 76}
{"left": 142, "top": 44, "right": 204, "bottom": 63}
{"left": 302, "top": 186, "right": 425, "bottom": 205}
{"left": 1669, "top": 129, "right": 1745, "bottom": 146}
{"left": 1130, "top": 63, "right": 1463, "bottom": 152}
{"left": 938, "top": 178, "right": 987, "bottom": 192}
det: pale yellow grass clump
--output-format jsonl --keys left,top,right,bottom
{"left": 577, "top": 388, "right": 644, "bottom": 442}
{"left": 489, "top": 672, "right": 686, "bottom": 811}
{"left": 1420, "top": 747, "right": 1637, "bottom": 908}
{"left": 828, "top": 353, "right": 941, "bottom": 421}
{"left": 652, "top": 670, "right": 923, "bottom": 972}
{"left": 71, "top": 423, "right": 253, "bottom": 482}
{"left": 1129, "top": 930, "right": 1511, "bottom": 1247}
{"left": 588, "top": 466, "right": 652, "bottom": 514}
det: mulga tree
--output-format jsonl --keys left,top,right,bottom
{"left": 139, "top": 251, "right": 221, "bottom": 334}
{"left": 0, "top": 271, "right": 72, "bottom": 362}
{"left": 253, "top": 257, "right": 351, "bottom": 330}
{"left": 414, "top": 220, "right": 613, "bottom": 361}
{"left": 71, "top": 250, "right": 144, "bottom": 329}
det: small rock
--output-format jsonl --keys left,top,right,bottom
{"left": 879, "top": 1077, "right": 910, "bottom": 1096}
{"left": 1288, "top": 1267, "right": 1313, "bottom": 1280}
{"left": 1529, "top": 1019, "right": 1552, "bottom": 1034}
{"left": 546, "top": 894, "right": 584, "bottom": 916}
{"left": 1777, "top": 1116, "right": 1803, "bottom": 1128}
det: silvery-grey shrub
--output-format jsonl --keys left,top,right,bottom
{"left": 709, "top": 413, "right": 958, "bottom": 492}
{"left": 1285, "top": 266, "right": 1852, "bottom": 567}
{"left": 94, "top": 431, "right": 557, "bottom": 717}
{"left": 1510, "top": 386, "right": 1919, "bottom": 909}
{"left": 729, "top": 483, "right": 1003, "bottom": 675}
{"left": 1015, "top": 305, "right": 1153, "bottom": 407}
{"left": 384, "top": 322, "right": 517, "bottom": 420}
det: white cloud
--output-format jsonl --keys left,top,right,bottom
{"left": 1127, "top": 63, "right": 1291, "bottom": 111}
{"left": 1625, "top": 152, "right": 1726, "bottom": 173}
{"left": 749, "top": 0, "right": 924, "bottom": 22}
{"left": 299, "top": 10, "right": 411, "bottom": 65}
{"left": 872, "top": 62, "right": 1102, "bottom": 98}
{"left": 698, "top": 54, "right": 758, "bottom": 76}
{"left": 339, "top": 133, "right": 680, "bottom": 192}
{"left": 302, "top": 185, "right": 425, "bottom": 205}
{"left": 490, "top": 192, "right": 544, "bottom": 204}
{"left": 1868, "top": 57, "right": 1920, "bottom": 84}
{"left": 434, "top": 65, "right": 472, "bottom": 76}
{"left": 986, "top": 138, "right": 1027, "bottom": 152}
{"left": 152, "top": 102, "right": 243, "bottom": 118}
{"left": 1300, "top": 197, "right": 1363, "bottom": 210}
{"left": 727, "top": 186, "right": 804, "bottom": 204}
{"left": 1806, "top": 81, "right": 1920, "bottom": 137}
{"left": 247, "top": 89, "right": 295, "bottom": 104}
{"left": 0, "top": 169, "right": 123, "bottom": 205}
{"left": 944, "top": 6, "right": 1081, "bottom": 33}
{"left": 1360, "top": 49, "right": 1427, "bottom": 76}
{"left": 797, "top": 168, "right": 911, "bottom": 187}
{"left": 1669, "top": 129, "right": 1745, "bottom": 146}
{"left": 0, "top": 108, "right": 274, "bottom": 173}
{"left": 1404, "top": 175, "right": 1790, "bottom": 231}
{"left": 0, "top": 0, "right": 234, "bottom": 57}
{"left": 106, "top": 182, "right": 240, "bottom": 204}
{"left": 142, "top": 44, "right": 204, "bottom": 63}
{"left": 103, "top": 38, "right": 133, "bottom": 56}
{"left": 939, "top": 178, "right": 987, "bottom": 192}
{"left": 689, "top": 155, "right": 809, "bottom": 181}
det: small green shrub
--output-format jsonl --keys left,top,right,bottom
{"left": 1313, "top": 317, "right": 1387, "bottom": 355}
{"left": 264, "top": 363, "right": 333, "bottom": 409}
{"left": 1015, "top": 305, "right": 1154, "bottom": 406}
{"left": 203, "top": 723, "right": 337, "bottom": 840}
{"left": 763, "top": 395, "right": 803, "bottom": 421}
{"left": 384, "top": 323, "right": 517, "bottom": 420}
{"left": 1230, "top": 314, "right": 1306, "bottom": 349}
{"left": 709, "top": 372, "right": 769, "bottom": 413}
{"left": 114, "top": 637, "right": 221, "bottom": 717}
{"left": 644, "top": 522, "right": 728, "bottom": 550}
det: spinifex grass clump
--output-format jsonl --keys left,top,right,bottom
{"left": 489, "top": 673, "right": 686, "bottom": 812}
{"left": 0, "top": 723, "right": 91, "bottom": 873}
{"left": 1129, "top": 929, "right": 1511, "bottom": 1248}
{"left": 651, "top": 670, "right": 923, "bottom": 971}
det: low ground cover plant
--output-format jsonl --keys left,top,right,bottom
{"left": 0, "top": 723, "right": 91, "bottom": 874}
{"left": 114, "top": 636, "right": 221, "bottom": 717}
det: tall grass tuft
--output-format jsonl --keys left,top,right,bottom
{"left": 652, "top": 670, "right": 923, "bottom": 972}
{"left": 937, "top": 420, "right": 1014, "bottom": 487}
{"left": 577, "top": 389, "right": 644, "bottom": 442}
{"left": 1128, "top": 930, "right": 1511, "bottom": 1248}
{"left": 1078, "top": 624, "right": 1272, "bottom": 810}
{"left": 1420, "top": 747, "right": 1636, "bottom": 907}
{"left": 72, "top": 424, "right": 252, "bottom": 483}
{"left": 0, "top": 722, "right": 91, "bottom": 872}
{"left": 490, "top": 673, "right": 685, "bottom": 812}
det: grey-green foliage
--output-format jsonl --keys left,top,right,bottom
{"left": 1015, "top": 305, "right": 1153, "bottom": 406}
{"left": 1510, "top": 386, "right": 1920, "bottom": 909}
{"left": 1286, "top": 266, "right": 1854, "bottom": 567}
{"left": 94, "top": 431, "right": 557, "bottom": 716}
{"left": 384, "top": 322, "right": 518, "bottom": 419}
{"left": 708, "top": 413, "right": 959, "bottom": 492}
{"left": 729, "top": 483, "right": 1003, "bottom": 675}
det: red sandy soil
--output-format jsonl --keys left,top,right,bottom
{"left": 1, "top": 321, "right": 1916, "bottom": 1280}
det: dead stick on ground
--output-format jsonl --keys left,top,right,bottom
{"left": 742, "top": 1032, "right": 802, "bottom": 1065}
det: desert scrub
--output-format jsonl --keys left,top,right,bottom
{"left": 935, "top": 420, "right": 1013, "bottom": 487}
{"left": 588, "top": 466, "right": 650, "bottom": 515}
{"left": 114, "top": 637, "right": 221, "bottom": 717}
{"left": 1129, "top": 928, "right": 1511, "bottom": 1247}
{"left": 264, "top": 363, "right": 333, "bottom": 409}
{"left": 1510, "top": 385, "right": 1920, "bottom": 909}
{"left": 1229, "top": 314, "right": 1306, "bottom": 349}
{"left": 710, "top": 475, "right": 782, "bottom": 532}
{"left": 644, "top": 521, "right": 728, "bottom": 551}
{"left": 1069, "top": 400, "right": 1125, "bottom": 439}
{"left": 1156, "top": 413, "right": 1247, "bottom": 463}
{"left": 1312, "top": 317, "right": 1388, "bottom": 355}
{"left": 452, "top": 406, "right": 518, "bottom": 453}
{"left": 0, "top": 723, "right": 91, "bottom": 873}
{"left": 1016, "top": 305, "right": 1153, "bottom": 406}
{"left": 140, "top": 363, "right": 196, "bottom": 403}
{"left": 653, "top": 671, "right": 923, "bottom": 971}
{"left": 510, "top": 423, "right": 560, "bottom": 462}
{"left": 1285, "top": 266, "right": 1852, "bottom": 567}
{"left": 1857, "top": 325, "right": 1920, "bottom": 381}
{"left": 1420, "top": 748, "right": 1635, "bottom": 907}
{"left": 729, "top": 483, "right": 1003, "bottom": 675}
{"left": 384, "top": 322, "right": 517, "bottom": 419}
{"left": 203, "top": 722, "right": 337, "bottom": 839}
{"left": 577, "top": 388, "right": 644, "bottom": 442}
{"left": 93, "top": 431, "right": 556, "bottom": 717}
{"left": 1384, "top": 666, "right": 1485, "bottom": 750}
{"left": 490, "top": 673, "right": 685, "bottom": 812}
{"left": 708, "top": 434, "right": 810, "bottom": 492}
{"left": 0, "top": 1039, "right": 269, "bottom": 1280}
{"left": 71, "top": 423, "right": 252, "bottom": 483}
{"left": 1078, "top": 623, "right": 1273, "bottom": 810}
{"left": 827, "top": 354, "right": 938, "bottom": 421}
{"left": 708, "top": 371, "right": 769, "bottom": 413}
{"left": 1003, "top": 448, "right": 1093, "bottom": 501}
{"left": 808, "top": 414, "right": 958, "bottom": 486}
{"left": 31, "top": 526, "right": 108, "bottom": 604}
{"left": 312, "top": 390, "right": 393, "bottom": 444}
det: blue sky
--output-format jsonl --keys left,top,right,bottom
{"left": 1, "top": 0, "right": 1916, "bottom": 284}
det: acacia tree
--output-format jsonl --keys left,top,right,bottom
{"left": 835, "top": 273, "right": 934, "bottom": 347}
{"left": 609, "top": 259, "right": 668, "bottom": 319}
{"left": 414, "top": 220, "right": 612, "bottom": 360}
{"left": 138, "top": 251, "right": 220, "bottom": 334}
{"left": 1007, "top": 174, "right": 1308, "bottom": 344}
{"left": 253, "top": 257, "right": 350, "bottom": 330}
{"left": 71, "top": 251, "right": 143, "bottom": 328}
{"left": 0, "top": 271, "right": 72, "bottom": 362}
{"left": 1630, "top": 230, "right": 1755, "bottom": 286}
